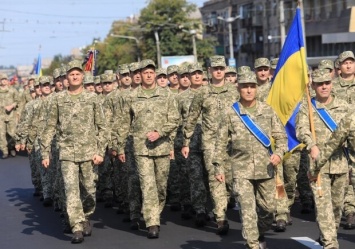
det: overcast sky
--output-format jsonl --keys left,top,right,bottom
{"left": 0, "top": 0, "right": 205, "bottom": 67}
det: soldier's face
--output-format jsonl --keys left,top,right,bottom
{"left": 238, "top": 83, "right": 257, "bottom": 102}
{"left": 40, "top": 83, "right": 51, "bottom": 96}
{"left": 34, "top": 85, "right": 42, "bottom": 96}
{"left": 67, "top": 69, "right": 84, "bottom": 87}
{"left": 95, "top": 84, "right": 102, "bottom": 93}
{"left": 190, "top": 71, "right": 203, "bottom": 87}
{"left": 225, "top": 73, "right": 237, "bottom": 83}
{"left": 120, "top": 73, "right": 132, "bottom": 87}
{"left": 140, "top": 67, "right": 156, "bottom": 87}
{"left": 178, "top": 74, "right": 190, "bottom": 90}
{"left": 84, "top": 83, "right": 95, "bottom": 93}
{"left": 312, "top": 81, "right": 332, "bottom": 100}
{"left": 210, "top": 66, "right": 225, "bottom": 81}
{"left": 102, "top": 82, "right": 113, "bottom": 94}
{"left": 340, "top": 59, "right": 355, "bottom": 76}
{"left": 168, "top": 72, "right": 179, "bottom": 86}
{"left": 131, "top": 70, "right": 141, "bottom": 85}
{"left": 156, "top": 75, "right": 168, "bottom": 87}
{"left": 255, "top": 67, "right": 270, "bottom": 83}
{"left": 0, "top": 78, "right": 8, "bottom": 87}
{"left": 55, "top": 79, "right": 63, "bottom": 91}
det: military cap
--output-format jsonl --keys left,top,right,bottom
{"left": 53, "top": 68, "right": 61, "bottom": 79}
{"left": 0, "top": 73, "right": 8, "bottom": 80}
{"left": 39, "top": 76, "right": 51, "bottom": 85}
{"left": 167, "top": 65, "right": 179, "bottom": 75}
{"left": 338, "top": 51, "right": 355, "bottom": 63}
{"left": 28, "top": 74, "right": 38, "bottom": 81}
{"left": 254, "top": 57, "right": 271, "bottom": 69}
{"left": 237, "top": 66, "right": 251, "bottom": 76}
{"left": 238, "top": 72, "right": 257, "bottom": 84}
{"left": 270, "top": 58, "right": 279, "bottom": 70}
{"left": 49, "top": 76, "right": 54, "bottom": 85}
{"left": 118, "top": 64, "right": 130, "bottom": 75}
{"left": 178, "top": 65, "right": 189, "bottom": 75}
{"left": 94, "top": 76, "right": 101, "bottom": 84}
{"left": 312, "top": 69, "right": 332, "bottom": 83}
{"left": 83, "top": 73, "right": 95, "bottom": 84}
{"left": 318, "top": 59, "right": 334, "bottom": 70}
{"left": 67, "top": 60, "right": 83, "bottom": 72}
{"left": 155, "top": 68, "right": 167, "bottom": 76}
{"left": 33, "top": 77, "right": 40, "bottom": 86}
{"left": 334, "top": 58, "right": 340, "bottom": 69}
{"left": 100, "top": 73, "right": 114, "bottom": 83}
{"left": 104, "top": 70, "right": 113, "bottom": 75}
{"left": 129, "top": 62, "right": 140, "bottom": 72}
{"left": 210, "top": 55, "right": 226, "bottom": 67}
{"left": 140, "top": 59, "right": 156, "bottom": 70}
{"left": 225, "top": 66, "right": 237, "bottom": 74}
{"left": 60, "top": 65, "right": 67, "bottom": 76}
{"left": 189, "top": 63, "right": 203, "bottom": 73}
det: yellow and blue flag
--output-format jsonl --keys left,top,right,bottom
{"left": 266, "top": 8, "right": 309, "bottom": 151}
{"left": 34, "top": 54, "right": 42, "bottom": 76}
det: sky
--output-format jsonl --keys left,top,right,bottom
{"left": 0, "top": 0, "right": 206, "bottom": 67}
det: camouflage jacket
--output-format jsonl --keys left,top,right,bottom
{"left": 183, "top": 83, "right": 239, "bottom": 150}
{"left": 297, "top": 96, "right": 350, "bottom": 174}
{"left": 332, "top": 76, "right": 355, "bottom": 104}
{"left": 0, "top": 86, "right": 19, "bottom": 121}
{"left": 40, "top": 90, "right": 108, "bottom": 162}
{"left": 257, "top": 80, "right": 271, "bottom": 102}
{"left": 113, "top": 85, "right": 180, "bottom": 156}
{"left": 213, "top": 101, "right": 287, "bottom": 179}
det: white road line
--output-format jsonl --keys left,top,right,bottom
{"left": 291, "top": 237, "right": 322, "bottom": 249}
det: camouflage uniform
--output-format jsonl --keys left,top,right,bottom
{"left": 296, "top": 70, "right": 349, "bottom": 248}
{"left": 183, "top": 56, "right": 238, "bottom": 223}
{"left": 254, "top": 58, "right": 271, "bottom": 102}
{"left": 214, "top": 80, "right": 287, "bottom": 248}
{"left": 113, "top": 60, "right": 180, "bottom": 228}
{"left": 40, "top": 60, "right": 108, "bottom": 233}
{"left": 0, "top": 74, "right": 19, "bottom": 156}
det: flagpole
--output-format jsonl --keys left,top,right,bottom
{"left": 298, "top": 1, "right": 307, "bottom": 57}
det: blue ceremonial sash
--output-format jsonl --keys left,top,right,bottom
{"left": 311, "top": 98, "right": 337, "bottom": 132}
{"left": 232, "top": 102, "right": 272, "bottom": 154}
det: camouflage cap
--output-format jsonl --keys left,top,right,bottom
{"left": 189, "top": 63, "right": 203, "bottom": 73}
{"left": 49, "top": 76, "right": 54, "bottom": 85}
{"left": 155, "top": 67, "right": 167, "bottom": 76}
{"left": 270, "top": 58, "right": 279, "bottom": 70}
{"left": 28, "top": 74, "right": 38, "bottom": 81}
{"left": 0, "top": 73, "right": 8, "bottom": 80}
{"left": 167, "top": 65, "right": 179, "bottom": 75}
{"left": 100, "top": 73, "right": 114, "bottom": 83}
{"left": 94, "top": 75, "right": 101, "bottom": 84}
{"left": 39, "top": 76, "right": 51, "bottom": 84}
{"left": 237, "top": 66, "right": 251, "bottom": 76}
{"left": 318, "top": 59, "right": 334, "bottom": 70}
{"left": 225, "top": 66, "right": 237, "bottom": 74}
{"left": 238, "top": 72, "right": 257, "bottom": 84}
{"left": 338, "top": 51, "right": 355, "bottom": 63}
{"left": 118, "top": 64, "right": 130, "bottom": 75}
{"left": 254, "top": 57, "right": 271, "bottom": 69}
{"left": 60, "top": 65, "right": 67, "bottom": 76}
{"left": 67, "top": 60, "right": 83, "bottom": 72}
{"left": 83, "top": 73, "right": 95, "bottom": 84}
{"left": 312, "top": 69, "right": 332, "bottom": 83}
{"left": 104, "top": 70, "right": 114, "bottom": 74}
{"left": 53, "top": 68, "right": 61, "bottom": 79}
{"left": 33, "top": 77, "right": 40, "bottom": 86}
{"left": 334, "top": 58, "right": 340, "bottom": 69}
{"left": 140, "top": 59, "right": 156, "bottom": 70}
{"left": 129, "top": 62, "right": 140, "bottom": 72}
{"left": 210, "top": 55, "right": 226, "bottom": 67}
{"left": 178, "top": 65, "right": 189, "bottom": 75}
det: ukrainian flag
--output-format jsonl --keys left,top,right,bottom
{"left": 35, "top": 54, "right": 42, "bottom": 76}
{"left": 266, "top": 8, "right": 309, "bottom": 151}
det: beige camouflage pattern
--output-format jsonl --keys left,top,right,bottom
{"left": 254, "top": 57, "right": 270, "bottom": 69}
{"left": 210, "top": 55, "right": 226, "bottom": 67}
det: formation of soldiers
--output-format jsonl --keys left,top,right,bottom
{"left": 0, "top": 50, "right": 354, "bottom": 249}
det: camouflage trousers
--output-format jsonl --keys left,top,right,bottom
{"left": 113, "top": 158, "right": 129, "bottom": 211}
{"left": 97, "top": 153, "right": 113, "bottom": 201}
{"left": 0, "top": 119, "right": 16, "bottom": 155}
{"left": 135, "top": 155, "right": 170, "bottom": 227}
{"left": 311, "top": 173, "right": 347, "bottom": 249}
{"left": 37, "top": 141, "right": 56, "bottom": 199}
{"left": 203, "top": 149, "right": 228, "bottom": 222}
{"left": 343, "top": 167, "right": 355, "bottom": 216}
{"left": 28, "top": 147, "right": 42, "bottom": 191}
{"left": 297, "top": 149, "right": 313, "bottom": 204}
{"left": 61, "top": 160, "right": 98, "bottom": 233}
{"left": 274, "top": 163, "right": 289, "bottom": 221}
{"left": 167, "top": 158, "right": 180, "bottom": 204}
{"left": 51, "top": 139, "right": 65, "bottom": 210}
{"left": 235, "top": 177, "right": 276, "bottom": 249}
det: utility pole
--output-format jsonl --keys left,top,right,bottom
{"left": 299, "top": 0, "right": 307, "bottom": 57}
{"left": 154, "top": 29, "right": 161, "bottom": 68}
{"left": 279, "top": 0, "right": 286, "bottom": 48}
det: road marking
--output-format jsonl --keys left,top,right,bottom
{"left": 291, "top": 237, "right": 322, "bottom": 249}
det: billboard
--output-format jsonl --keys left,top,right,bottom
{"left": 161, "top": 55, "right": 195, "bottom": 68}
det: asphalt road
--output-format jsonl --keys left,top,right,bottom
{"left": 0, "top": 154, "right": 354, "bottom": 249}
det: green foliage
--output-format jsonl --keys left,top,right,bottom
{"left": 43, "top": 54, "right": 71, "bottom": 75}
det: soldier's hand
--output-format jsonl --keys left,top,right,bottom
{"left": 118, "top": 154, "right": 126, "bottom": 163}
{"left": 270, "top": 154, "right": 281, "bottom": 166}
{"left": 5, "top": 104, "right": 14, "bottom": 112}
{"left": 111, "top": 150, "right": 117, "bottom": 157}
{"left": 215, "top": 174, "right": 225, "bottom": 183}
{"left": 92, "top": 155, "right": 104, "bottom": 165}
{"left": 169, "top": 150, "right": 175, "bottom": 160}
{"left": 310, "top": 145, "right": 320, "bottom": 161}
{"left": 42, "top": 159, "right": 50, "bottom": 168}
{"left": 15, "top": 144, "right": 21, "bottom": 152}
{"left": 181, "top": 146, "right": 189, "bottom": 158}
{"left": 20, "top": 144, "right": 26, "bottom": 151}
{"left": 27, "top": 147, "right": 32, "bottom": 154}
{"left": 146, "top": 131, "right": 160, "bottom": 142}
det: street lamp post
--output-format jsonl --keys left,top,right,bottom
{"left": 153, "top": 30, "right": 161, "bottom": 68}
{"left": 217, "top": 16, "right": 240, "bottom": 65}
{"left": 110, "top": 34, "right": 141, "bottom": 62}
{"left": 183, "top": 29, "right": 197, "bottom": 63}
